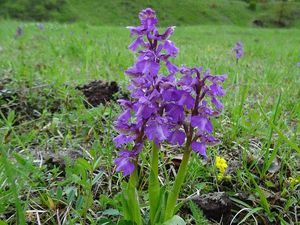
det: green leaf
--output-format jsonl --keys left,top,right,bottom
{"left": 246, "top": 170, "right": 271, "bottom": 215}
{"left": 120, "top": 187, "right": 131, "bottom": 220}
{"left": 163, "top": 215, "right": 186, "bottom": 225}
{"left": 117, "top": 220, "right": 137, "bottom": 225}
{"left": 0, "top": 220, "right": 8, "bottom": 225}
{"left": 77, "top": 158, "right": 92, "bottom": 171}
{"left": 66, "top": 187, "right": 76, "bottom": 204}
{"left": 120, "top": 179, "right": 141, "bottom": 225}
{"left": 7, "top": 110, "right": 15, "bottom": 126}
{"left": 149, "top": 142, "right": 160, "bottom": 224}
{"left": 13, "top": 153, "right": 27, "bottom": 166}
{"left": 278, "top": 216, "right": 290, "bottom": 225}
{"left": 97, "top": 218, "right": 116, "bottom": 225}
{"left": 56, "top": 186, "right": 63, "bottom": 200}
{"left": 262, "top": 93, "right": 281, "bottom": 176}
{"left": 126, "top": 184, "right": 141, "bottom": 225}
{"left": 265, "top": 180, "right": 276, "bottom": 188}
{"left": 93, "top": 157, "right": 102, "bottom": 170}
{"left": 153, "top": 186, "right": 168, "bottom": 223}
{"left": 75, "top": 195, "right": 84, "bottom": 210}
{"left": 230, "top": 197, "right": 252, "bottom": 208}
{"left": 102, "top": 208, "right": 121, "bottom": 216}
{"left": 188, "top": 201, "right": 208, "bottom": 224}
{"left": 92, "top": 171, "right": 104, "bottom": 185}
{"left": 238, "top": 207, "right": 263, "bottom": 224}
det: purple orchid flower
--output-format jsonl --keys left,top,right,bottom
{"left": 232, "top": 41, "right": 244, "bottom": 61}
{"left": 113, "top": 8, "right": 226, "bottom": 176}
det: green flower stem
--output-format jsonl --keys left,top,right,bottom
{"left": 149, "top": 142, "right": 160, "bottom": 224}
{"left": 164, "top": 148, "right": 192, "bottom": 220}
{"left": 128, "top": 162, "right": 142, "bottom": 225}
{"left": 164, "top": 86, "right": 199, "bottom": 221}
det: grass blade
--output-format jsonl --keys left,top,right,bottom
{"left": 258, "top": 103, "right": 300, "bottom": 154}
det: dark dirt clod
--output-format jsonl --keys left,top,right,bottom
{"left": 0, "top": 78, "right": 63, "bottom": 122}
{"left": 253, "top": 19, "right": 264, "bottom": 27}
{"left": 45, "top": 150, "right": 82, "bottom": 168}
{"left": 273, "top": 19, "right": 289, "bottom": 28}
{"left": 32, "top": 149, "right": 83, "bottom": 170}
{"left": 76, "top": 80, "right": 123, "bottom": 107}
{"left": 192, "top": 192, "right": 232, "bottom": 223}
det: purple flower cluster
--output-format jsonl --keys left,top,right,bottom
{"left": 232, "top": 42, "right": 244, "bottom": 60}
{"left": 297, "top": 62, "right": 300, "bottom": 68}
{"left": 113, "top": 8, "right": 226, "bottom": 176}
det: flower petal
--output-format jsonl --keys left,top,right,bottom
{"left": 191, "top": 141, "right": 206, "bottom": 157}
{"left": 168, "top": 130, "right": 186, "bottom": 146}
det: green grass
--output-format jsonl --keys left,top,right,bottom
{"left": 1, "top": 0, "right": 300, "bottom": 28}
{"left": 0, "top": 21, "right": 300, "bottom": 224}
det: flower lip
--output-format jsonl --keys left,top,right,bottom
{"left": 114, "top": 151, "right": 135, "bottom": 176}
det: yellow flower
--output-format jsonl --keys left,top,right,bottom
{"left": 215, "top": 156, "right": 228, "bottom": 174}
{"left": 215, "top": 156, "right": 229, "bottom": 181}
{"left": 288, "top": 177, "right": 299, "bottom": 185}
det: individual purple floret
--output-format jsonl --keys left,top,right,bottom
{"left": 297, "top": 62, "right": 300, "bottom": 68}
{"left": 113, "top": 8, "right": 226, "bottom": 176}
{"left": 232, "top": 41, "right": 244, "bottom": 61}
